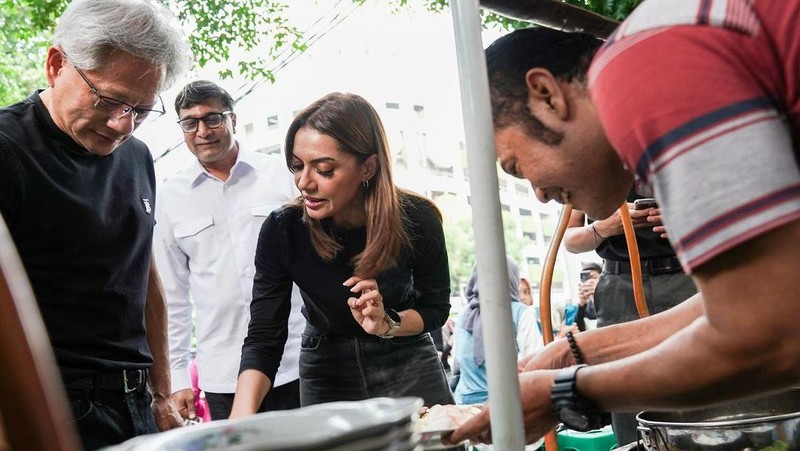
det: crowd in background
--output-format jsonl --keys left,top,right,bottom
{"left": 4, "top": 0, "right": 799, "bottom": 450}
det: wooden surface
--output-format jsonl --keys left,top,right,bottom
{"left": 0, "top": 410, "right": 8, "bottom": 451}
{"left": 0, "top": 215, "right": 81, "bottom": 451}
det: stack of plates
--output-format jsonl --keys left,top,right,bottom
{"left": 103, "top": 397, "right": 424, "bottom": 451}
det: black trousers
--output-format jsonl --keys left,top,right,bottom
{"left": 62, "top": 370, "right": 158, "bottom": 451}
{"left": 594, "top": 268, "right": 697, "bottom": 445}
{"left": 205, "top": 378, "right": 301, "bottom": 421}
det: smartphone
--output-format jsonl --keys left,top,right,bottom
{"left": 580, "top": 271, "right": 590, "bottom": 282}
{"left": 633, "top": 198, "right": 658, "bottom": 210}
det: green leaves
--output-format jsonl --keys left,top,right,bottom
{"left": 177, "top": 0, "right": 302, "bottom": 81}
{"left": 0, "top": 2, "right": 50, "bottom": 105}
{"left": 0, "top": 0, "right": 302, "bottom": 105}
{"left": 563, "top": 0, "right": 643, "bottom": 21}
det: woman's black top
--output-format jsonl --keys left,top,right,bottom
{"left": 239, "top": 193, "right": 451, "bottom": 383}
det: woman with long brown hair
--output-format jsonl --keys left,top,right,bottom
{"left": 230, "top": 92, "right": 454, "bottom": 415}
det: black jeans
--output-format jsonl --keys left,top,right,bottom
{"left": 299, "top": 323, "right": 455, "bottom": 407}
{"left": 300, "top": 324, "right": 464, "bottom": 451}
{"left": 205, "top": 378, "right": 301, "bottom": 420}
{"left": 63, "top": 371, "right": 158, "bottom": 451}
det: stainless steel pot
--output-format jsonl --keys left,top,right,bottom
{"left": 636, "top": 389, "right": 800, "bottom": 451}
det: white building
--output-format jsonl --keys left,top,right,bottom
{"left": 136, "top": 0, "right": 599, "bottom": 307}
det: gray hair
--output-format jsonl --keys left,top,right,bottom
{"left": 53, "top": 0, "right": 193, "bottom": 89}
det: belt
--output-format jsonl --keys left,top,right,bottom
{"left": 604, "top": 256, "right": 683, "bottom": 276}
{"left": 303, "top": 323, "right": 428, "bottom": 345}
{"left": 64, "top": 369, "right": 148, "bottom": 393}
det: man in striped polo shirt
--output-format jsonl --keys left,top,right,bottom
{"left": 451, "top": 0, "right": 800, "bottom": 445}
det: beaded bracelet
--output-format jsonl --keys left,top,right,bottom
{"left": 565, "top": 330, "right": 584, "bottom": 365}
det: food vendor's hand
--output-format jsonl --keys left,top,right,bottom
{"left": 444, "top": 401, "right": 492, "bottom": 446}
{"left": 517, "top": 355, "right": 534, "bottom": 373}
{"left": 344, "top": 277, "right": 386, "bottom": 335}
{"left": 524, "top": 335, "right": 575, "bottom": 372}
{"left": 519, "top": 370, "right": 560, "bottom": 443}
{"left": 171, "top": 388, "right": 196, "bottom": 420}
{"left": 447, "top": 370, "right": 560, "bottom": 445}
{"left": 151, "top": 392, "right": 183, "bottom": 431}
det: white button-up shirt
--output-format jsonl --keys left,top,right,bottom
{"left": 154, "top": 148, "right": 304, "bottom": 394}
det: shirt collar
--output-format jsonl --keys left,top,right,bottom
{"left": 233, "top": 147, "right": 261, "bottom": 172}
{"left": 185, "top": 158, "right": 210, "bottom": 187}
{"left": 184, "top": 141, "right": 260, "bottom": 187}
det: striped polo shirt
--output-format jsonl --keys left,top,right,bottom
{"left": 589, "top": 0, "right": 800, "bottom": 272}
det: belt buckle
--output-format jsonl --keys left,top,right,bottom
{"left": 650, "top": 263, "right": 676, "bottom": 276}
{"left": 123, "top": 370, "right": 140, "bottom": 393}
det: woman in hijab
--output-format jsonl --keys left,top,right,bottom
{"left": 453, "top": 257, "right": 543, "bottom": 405}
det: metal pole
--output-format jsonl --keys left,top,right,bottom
{"left": 450, "top": 1, "right": 525, "bottom": 449}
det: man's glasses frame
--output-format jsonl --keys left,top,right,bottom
{"left": 177, "top": 111, "right": 234, "bottom": 133}
{"left": 64, "top": 52, "right": 166, "bottom": 124}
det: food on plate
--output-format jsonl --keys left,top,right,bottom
{"left": 415, "top": 404, "right": 482, "bottom": 433}
{"left": 415, "top": 404, "right": 483, "bottom": 450}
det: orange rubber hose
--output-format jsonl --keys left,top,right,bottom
{"left": 539, "top": 203, "right": 573, "bottom": 345}
{"left": 539, "top": 203, "right": 574, "bottom": 451}
{"left": 618, "top": 203, "right": 649, "bottom": 318}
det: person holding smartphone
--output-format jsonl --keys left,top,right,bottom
{"left": 574, "top": 262, "right": 601, "bottom": 332}
{"left": 561, "top": 190, "right": 697, "bottom": 444}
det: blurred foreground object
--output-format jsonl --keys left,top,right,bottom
{"left": 0, "top": 214, "right": 80, "bottom": 450}
{"left": 480, "top": 0, "right": 619, "bottom": 38}
{"left": 103, "top": 397, "right": 422, "bottom": 450}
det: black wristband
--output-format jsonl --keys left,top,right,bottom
{"left": 551, "top": 364, "right": 611, "bottom": 432}
{"left": 565, "top": 331, "right": 584, "bottom": 365}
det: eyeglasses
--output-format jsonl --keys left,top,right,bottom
{"left": 69, "top": 60, "right": 166, "bottom": 124}
{"left": 177, "top": 112, "right": 233, "bottom": 133}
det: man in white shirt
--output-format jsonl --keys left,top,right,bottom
{"left": 153, "top": 80, "right": 304, "bottom": 421}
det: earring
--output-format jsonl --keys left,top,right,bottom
{"left": 362, "top": 179, "right": 369, "bottom": 189}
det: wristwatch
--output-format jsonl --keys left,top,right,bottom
{"left": 377, "top": 309, "right": 401, "bottom": 339}
{"left": 551, "top": 364, "right": 611, "bottom": 432}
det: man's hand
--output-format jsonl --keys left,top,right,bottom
{"left": 647, "top": 208, "right": 669, "bottom": 238}
{"left": 554, "top": 323, "right": 578, "bottom": 340}
{"left": 171, "top": 388, "right": 196, "bottom": 421}
{"left": 594, "top": 203, "right": 654, "bottom": 237}
{"left": 524, "top": 336, "right": 575, "bottom": 372}
{"left": 578, "top": 277, "right": 599, "bottom": 306}
{"left": 517, "top": 355, "right": 534, "bottom": 373}
{"left": 447, "top": 370, "right": 560, "bottom": 446}
{"left": 151, "top": 392, "right": 183, "bottom": 431}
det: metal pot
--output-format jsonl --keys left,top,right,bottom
{"left": 636, "top": 389, "right": 800, "bottom": 451}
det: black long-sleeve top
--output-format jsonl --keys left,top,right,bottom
{"left": 240, "top": 193, "right": 451, "bottom": 383}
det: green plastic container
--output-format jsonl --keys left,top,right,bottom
{"left": 557, "top": 425, "right": 617, "bottom": 451}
